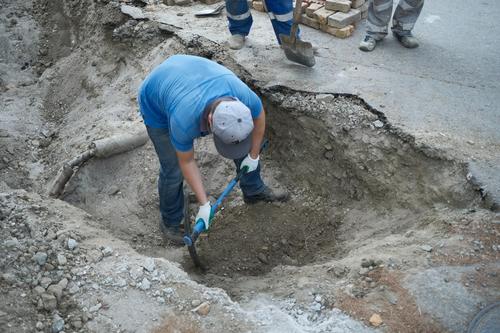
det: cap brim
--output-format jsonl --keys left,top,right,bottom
{"left": 213, "top": 134, "right": 252, "bottom": 160}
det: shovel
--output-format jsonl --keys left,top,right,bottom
{"left": 194, "top": 3, "right": 225, "bottom": 17}
{"left": 279, "top": 0, "right": 316, "bottom": 67}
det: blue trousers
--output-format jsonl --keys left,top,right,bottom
{"left": 146, "top": 126, "right": 265, "bottom": 228}
{"left": 226, "top": 0, "right": 298, "bottom": 44}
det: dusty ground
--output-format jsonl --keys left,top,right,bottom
{"left": 1, "top": 1, "right": 499, "bottom": 333}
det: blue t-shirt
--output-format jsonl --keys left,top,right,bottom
{"left": 138, "top": 55, "right": 262, "bottom": 152}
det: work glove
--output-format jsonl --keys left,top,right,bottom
{"left": 241, "top": 154, "right": 259, "bottom": 173}
{"left": 196, "top": 201, "right": 212, "bottom": 231}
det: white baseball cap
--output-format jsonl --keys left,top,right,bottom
{"left": 212, "top": 99, "right": 254, "bottom": 159}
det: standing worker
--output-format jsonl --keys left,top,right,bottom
{"left": 226, "top": 0, "right": 297, "bottom": 50}
{"left": 138, "top": 55, "right": 288, "bottom": 245}
{"left": 359, "top": 0, "right": 424, "bottom": 52}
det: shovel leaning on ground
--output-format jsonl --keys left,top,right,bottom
{"left": 279, "top": 0, "right": 316, "bottom": 67}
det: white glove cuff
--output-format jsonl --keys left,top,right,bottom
{"left": 248, "top": 154, "right": 260, "bottom": 161}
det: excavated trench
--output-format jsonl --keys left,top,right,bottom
{"left": 34, "top": 0, "right": 483, "bottom": 294}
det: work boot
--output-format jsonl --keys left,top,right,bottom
{"left": 243, "top": 186, "right": 289, "bottom": 204}
{"left": 160, "top": 222, "right": 184, "bottom": 247}
{"left": 359, "top": 35, "right": 377, "bottom": 52}
{"left": 394, "top": 33, "right": 419, "bottom": 49}
{"left": 228, "top": 34, "right": 245, "bottom": 50}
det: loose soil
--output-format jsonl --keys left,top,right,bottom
{"left": 1, "top": 0, "right": 498, "bottom": 332}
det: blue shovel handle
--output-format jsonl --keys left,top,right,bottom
{"left": 183, "top": 140, "right": 268, "bottom": 246}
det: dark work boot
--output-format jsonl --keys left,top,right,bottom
{"left": 394, "top": 32, "right": 419, "bottom": 49}
{"left": 160, "top": 223, "right": 184, "bottom": 246}
{"left": 243, "top": 186, "right": 289, "bottom": 204}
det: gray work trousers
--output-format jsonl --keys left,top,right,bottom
{"left": 366, "top": 0, "right": 424, "bottom": 39}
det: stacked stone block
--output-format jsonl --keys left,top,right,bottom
{"left": 252, "top": 0, "right": 368, "bottom": 39}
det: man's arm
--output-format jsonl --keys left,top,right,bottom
{"left": 249, "top": 108, "right": 265, "bottom": 159}
{"left": 176, "top": 149, "right": 208, "bottom": 205}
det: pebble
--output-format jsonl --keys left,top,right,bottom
{"left": 35, "top": 321, "right": 44, "bottom": 330}
{"left": 67, "top": 239, "right": 78, "bottom": 250}
{"left": 33, "top": 252, "right": 48, "bottom": 265}
{"left": 89, "top": 303, "right": 102, "bottom": 313}
{"left": 142, "top": 258, "right": 155, "bottom": 272}
{"left": 101, "top": 247, "right": 113, "bottom": 257}
{"left": 41, "top": 293, "right": 57, "bottom": 311}
{"left": 310, "top": 302, "right": 322, "bottom": 312}
{"left": 57, "top": 254, "right": 67, "bottom": 266}
{"left": 192, "top": 302, "right": 210, "bottom": 316}
{"left": 4, "top": 238, "right": 20, "bottom": 248}
{"left": 40, "top": 277, "right": 52, "bottom": 289}
{"left": 314, "top": 295, "right": 322, "bottom": 303}
{"left": 257, "top": 253, "right": 269, "bottom": 264}
{"left": 369, "top": 313, "right": 383, "bottom": 327}
{"left": 420, "top": 245, "right": 433, "bottom": 252}
{"left": 191, "top": 299, "right": 201, "bottom": 307}
{"left": 140, "top": 278, "right": 151, "bottom": 290}
{"left": 51, "top": 314, "right": 64, "bottom": 333}
{"left": 373, "top": 120, "right": 384, "bottom": 128}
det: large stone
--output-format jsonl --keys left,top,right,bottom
{"left": 313, "top": 7, "right": 335, "bottom": 25}
{"left": 306, "top": 3, "right": 323, "bottom": 18}
{"left": 47, "top": 284, "right": 64, "bottom": 301}
{"left": 325, "top": 0, "right": 352, "bottom": 13}
{"left": 142, "top": 258, "right": 155, "bottom": 272}
{"left": 328, "top": 9, "right": 361, "bottom": 28}
{"left": 40, "top": 277, "right": 52, "bottom": 289}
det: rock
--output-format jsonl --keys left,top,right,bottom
{"left": 58, "top": 278, "right": 68, "bottom": 290}
{"left": 373, "top": 120, "right": 384, "bottom": 128}
{"left": 41, "top": 293, "right": 57, "bottom": 311}
{"left": 2, "top": 273, "right": 17, "bottom": 285}
{"left": 314, "top": 295, "right": 322, "bottom": 303}
{"left": 142, "top": 258, "right": 155, "bottom": 272}
{"left": 89, "top": 303, "right": 102, "bottom": 313}
{"left": 130, "top": 266, "right": 144, "bottom": 280}
{"left": 68, "top": 283, "right": 79, "bottom": 294}
{"left": 101, "top": 246, "right": 113, "bottom": 257}
{"left": 310, "top": 302, "right": 322, "bottom": 312}
{"left": 67, "top": 239, "right": 78, "bottom": 250}
{"left": 52, "top": 314, "right": 65, "bottom": 333}
{"left": 257, "top": 253, "right": 269, "bottom": 264}
{"left": 56, "top": 254, "right": 67, "bottom": 266}
{"left": 192, "top": 302, "right": 210, "bottom": 316}
{"left": 115, "top": 278, "right": 127, "bottom": 287}
{"left": 35, "top": 321, "right": 44, "bottom": 330}
{"left": 140, "top": 278, "right": 151, "bottom": 290}
{"left": 40, "top": 277, "right": 52, "bottom": 289}
{"left": 369, "top": 313, "right": 383, "bottom": 327}
{"left": 315, "top": 94, "right": 334, "bottom": 103}
{"left": 191, "top": 299, "right": 201, "bottom": 307}
{"left": 33, "top": 286, "right": 45, "bottom": 295}
{"left": 71, "top": 319, "right": 83, "bottom": 329}
{"left": 420, "top": 245, "right": 433, "bottom": 252}
{"left": 33, "top": 252, "right": 48, "bottom": 265}
{"left": 4, "top": 238, "right": 20, "bottom": 248}
{"left": 47, "top": 284, "right": 64, "bottom": 301}
{"left": 120, "top": 5, "right": 146, "bottom": 20}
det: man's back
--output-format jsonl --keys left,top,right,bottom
{"left": 138, "top": 55, "right": 262, "bottom": 152}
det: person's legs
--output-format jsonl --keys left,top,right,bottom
{"left": 226, "top": 0, "right": 253, "bottom": 49}
{"left": 392, "top": 0, "right": 424, "bottom": 48}
{"left": 392, "top": 0, "right": 424, "bottom": 36}
{"left": 146, "top": 126, "right": 185, "bottom": 231}
{"left": 360, "top": 0, "right": 394, "bottom": 51}
{"left": 263, "top": 0, "right": 298, "bottom": 45}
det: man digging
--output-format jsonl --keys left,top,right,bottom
{"left": 138, "top": 54, "right": 288, "bottom": 245}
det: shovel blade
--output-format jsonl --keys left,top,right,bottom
{"left": 280, "top": 34, "right": 316, "bottom": 67}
